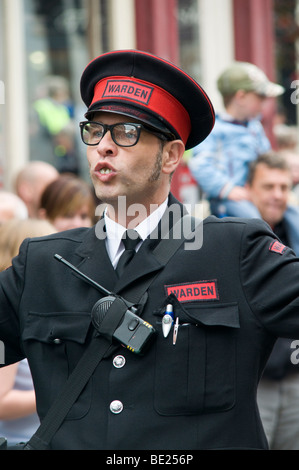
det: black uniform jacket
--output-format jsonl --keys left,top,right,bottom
{"left": 1, "top": 195, "right": 299, "bottom": 450}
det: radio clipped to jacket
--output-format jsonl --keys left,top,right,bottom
{"left": 91, "top": 295, "right": 156, "bottom": 354}
{"left": 54, "top": 254, "right": 156, "bottom": 355}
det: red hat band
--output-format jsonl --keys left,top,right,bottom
{"left": 90, "top": 76, "right": 191, "bottom": 144}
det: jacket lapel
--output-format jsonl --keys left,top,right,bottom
{"left": 113, "top": 237, "right": 164, "bottom": 294}
{"left": 74, "top": 225, "right": 117, "bottom": 293}
{"left": 73, "top": 194, "right": 187, "bottom": 295}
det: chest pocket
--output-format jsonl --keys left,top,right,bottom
{"left": 22, "top": 312, "right": 92, "bottom": 420}
{"left": 154, "top": 300, "right": 239, "bottom": 416}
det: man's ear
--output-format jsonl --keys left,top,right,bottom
{"left": 235, "top": 89, "right": 247, "bottom": 100}
{"left": 162, "top": 140, "right": 185, "bottom": 175}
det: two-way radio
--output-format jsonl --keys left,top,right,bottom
{"left": 54, "top": 254, "right": 156, "bottom": 355}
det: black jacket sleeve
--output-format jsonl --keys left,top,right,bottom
{"left": 240, "top": 218, "right": 299, "bottom": 338}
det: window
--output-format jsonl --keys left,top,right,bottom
{"left": 178, "top": 0, "right": 201, "bottom": 82}
{"left": 24, "top": 0, "right": 108, "bottom": 177}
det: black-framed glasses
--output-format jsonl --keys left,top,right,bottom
{"left": 79, "top": 121, "right": 173, "bottom": 147}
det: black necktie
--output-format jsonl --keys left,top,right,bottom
{"left": 116, "top": 229, "right": 141, "bottom": 277}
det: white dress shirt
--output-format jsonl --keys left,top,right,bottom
{"left": 104, "top": 198, "right": 168, "bottom": 268}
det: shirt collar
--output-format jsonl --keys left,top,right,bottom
{"left": 104, "top": 197, "right": 168, "bottom": 266}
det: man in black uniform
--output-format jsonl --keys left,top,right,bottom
{"left": 1, "top": 50, "right": 299, "bottom": 450}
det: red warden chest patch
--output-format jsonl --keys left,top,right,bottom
{"left": 269, "top": 240, "right": 287, "bottom": 255}
{"left": 165, "top": 280, "right": 219, "bottom": 303}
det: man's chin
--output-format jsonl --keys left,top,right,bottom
{"left": 264, "top": 213, "right": 283, "bottom": 228}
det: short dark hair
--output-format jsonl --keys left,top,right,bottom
{"left": 247, "top": 151, "right": 291, "bottom": 185}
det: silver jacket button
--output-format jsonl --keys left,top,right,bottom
{"left": 53, "top": 338, "right": 62, "bottom": 344}
{"left": 113, "top": 355, "right": 126, "bottom": 368}
{"left": 110, "top": 400, "right": 123, "bottom": 414}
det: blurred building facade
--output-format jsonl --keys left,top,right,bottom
{"left": 0, "top": 0, "right": 298, "bottom": 196}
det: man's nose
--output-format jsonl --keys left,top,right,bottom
{"left": 96, "top": 130, "right": 117, "bottom": 154}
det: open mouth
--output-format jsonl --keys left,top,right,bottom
{"left": 95, "top": 161, "right": 116, "bottom": 176}
{"left": 99, "top": 168, "right": 113, "bottom": 175}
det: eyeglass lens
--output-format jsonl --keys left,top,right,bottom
{"left": 81, "top": 122, "right": 140, "bottom": 147}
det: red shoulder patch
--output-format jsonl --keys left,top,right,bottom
{"left": 269, "top": 240, "right": 287, "bottom": 255}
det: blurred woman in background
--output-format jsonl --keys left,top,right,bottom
{"left": 38, "top": 174, "right": 96, "bottom": 231}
